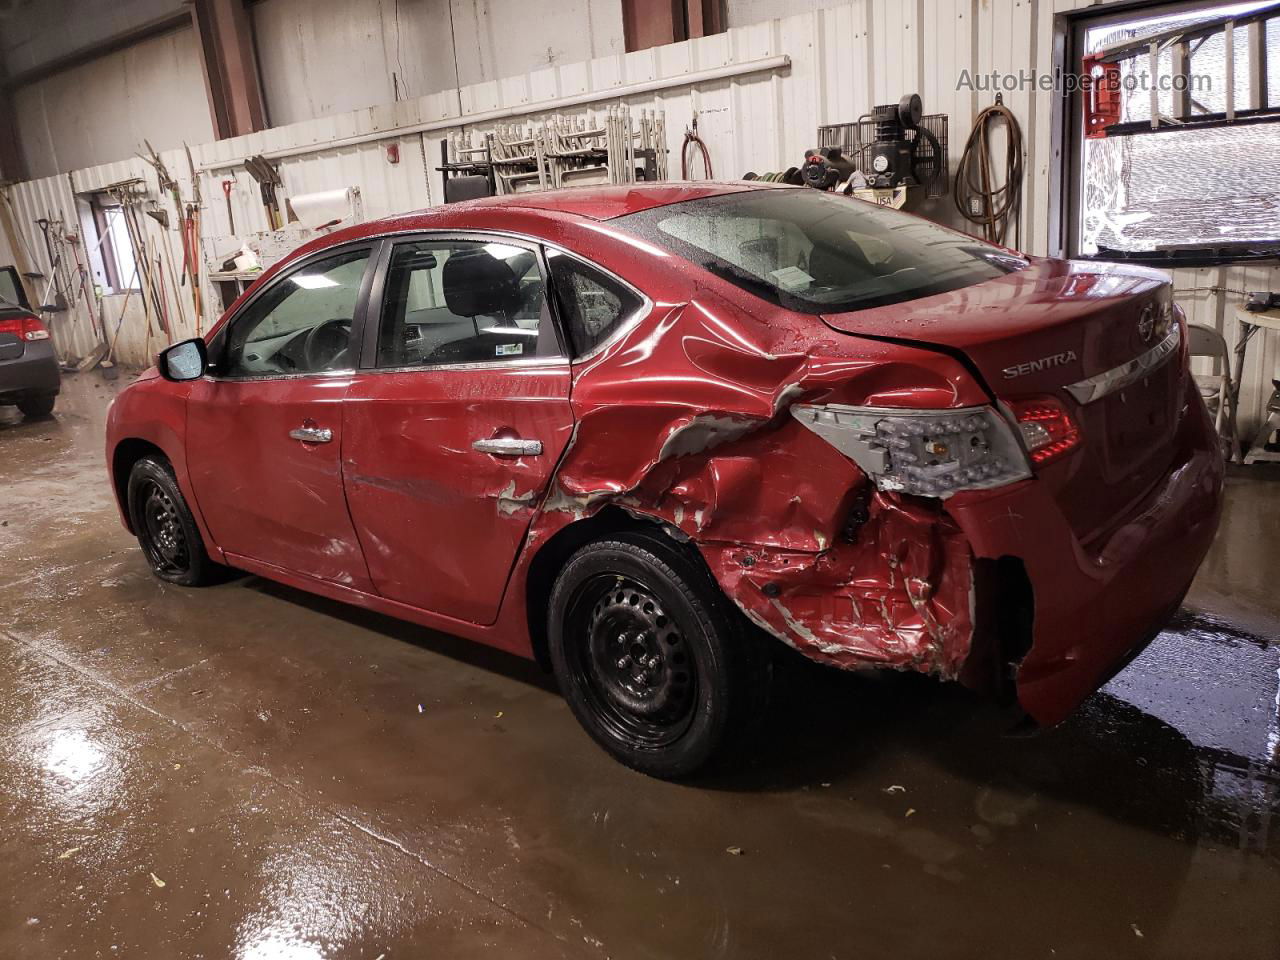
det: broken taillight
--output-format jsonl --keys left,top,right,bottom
{"left": 0, "top": 314, "right": 50, "bottom": 341}
{"left": 791, "top": 403, "right": 1032, "bottom": 498}
{"left": 1010, "top": 398, "right": 1081, "bottom": 466}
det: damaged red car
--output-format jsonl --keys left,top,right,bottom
{"left": 105, "top": 182, "right": 1224, "bottom": 777}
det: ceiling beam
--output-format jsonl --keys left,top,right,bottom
{"left": 190, "top": 0, "right": 268, "bottom": 139}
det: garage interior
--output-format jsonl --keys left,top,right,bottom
{"left": 2, "top": 0, "right": 1279, "bottom": 957}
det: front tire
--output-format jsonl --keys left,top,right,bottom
{"left": 548, "top": 530, "right": 769, "bottom": 778}
{"left": 127, "top": 456, "right": 220, "bottom": 586}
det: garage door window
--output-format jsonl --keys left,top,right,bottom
{"left": 1069, "top": 1, "right": 1280, "bottom": 263}
{"left": 376, "top": 240, "right": 557, "bottom": 367}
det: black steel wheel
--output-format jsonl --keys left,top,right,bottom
{"left": 569, "top": 575, "right": 698, "bottom": 748}
{"left": 127, "top": 456, "right": 220, "bottom": 586}
{"left": 139, "top": 479, "right": 189, "bottom": 576}
{"left": 548, "top": 530, "right": 770, "bottom": 778}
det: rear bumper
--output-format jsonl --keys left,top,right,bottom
{"left": 0, "top": 341, "right": 61, "bottom": 403}
{"left": 946, "top": 382, "right": 1224, "bottom": 726}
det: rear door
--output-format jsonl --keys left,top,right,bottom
{"left": 341, "top": 234, "right": 574, "bottom": 625}
{"left": 186, "top": 245, "right": 377, "bottom": 588}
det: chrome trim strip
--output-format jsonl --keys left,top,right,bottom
{"left": 206, "top": 368, "right": 355, "bottom": 383}
{"left": 1064, "top": 324, "right": 1181, "bottom": 405}
{"left": 367, "top": 356, "right": 569, "bottom": 375}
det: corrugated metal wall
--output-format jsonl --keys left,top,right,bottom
{"left": 3, "top": 0, "right": 1276, "bottom": 436}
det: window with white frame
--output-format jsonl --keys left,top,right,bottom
{"left": 1069, "top": 0, "right": 1280, "bottom": 264}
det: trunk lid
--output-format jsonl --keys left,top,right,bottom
{"left": 821, "top": 259, "right": 1186, "bottom": 543}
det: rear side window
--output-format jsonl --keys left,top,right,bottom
{"left": 376, "top": 239, "right": 559, "bottom": 367}
{"left": 546, "top": 250, "right": 643, "bottom": 356}
{"left": 613, "top": 189, "right": 1026, "bottom": 315}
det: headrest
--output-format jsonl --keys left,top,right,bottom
{"left": 442, "top": 249, "right": 521, "bottom": 318}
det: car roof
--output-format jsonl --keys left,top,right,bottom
{"left": 350, "top": 181, "right": 786, "bottom": 239}
{"left": 278, "top": 180, "right": 794, "bottom": 282}
{"left": 453, "top": 180, "right": 776, "bottom": 220}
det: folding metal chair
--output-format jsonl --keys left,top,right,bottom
{"left": 1187, "top": 322, "right": 1235, "bottom": 459}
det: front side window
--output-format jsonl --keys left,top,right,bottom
{"left": 376, "top": 239, "right": 558, "bottom": 367}
{"left": 614, "top": 189, "right": 1023, "bottom": 315}
{"left": 222, "top": 249, "right": 370, "bottom": 377}
{"left": 546, "top": 250, "right": 643, "bottom": 355}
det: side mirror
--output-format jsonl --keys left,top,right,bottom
{"left": 158, "top": 338, "right": 208, "bottom": 382}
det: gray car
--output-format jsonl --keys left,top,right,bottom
{"left": 0, "top": 265, "right": 60, "bottom": 418}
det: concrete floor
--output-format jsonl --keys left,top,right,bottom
{"left": 1, "top": 372, "right": 1278, "bottom": 960}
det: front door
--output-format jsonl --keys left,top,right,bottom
{"left": 342, "top": 236, "right": 575, "bottom": 624}
{"left": 186, "top": 246, "right": 376, "bottom": 589}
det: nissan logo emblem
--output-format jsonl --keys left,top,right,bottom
{"left": 1137, "top": 304, "right": 1156, "bottom": 343}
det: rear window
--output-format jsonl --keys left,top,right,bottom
{"left": 613, "top": 189, "right": 1026, "bottom": 315}
{"left": 0, "top": 266, "right": 30, "bottom": 312}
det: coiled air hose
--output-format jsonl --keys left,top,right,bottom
{"left": 953, "top": 94, "right": 1024, "bottom": 247}
{"left": 681, "top": 115, "right": 713, "bottom": 180}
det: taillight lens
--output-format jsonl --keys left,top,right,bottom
{"left": 0, "top": 314, "right": 50, "bottom": 341}
{"left": 22, "top": 316, "right": 49, "bottom": 341}
{"left": 791, "top": 403, "right": 1033, "bottom": 498}
{"left": 1011, "top": 398, "right": 1080, "bottom": 466}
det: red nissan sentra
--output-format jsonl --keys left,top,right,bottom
{"left": 105, "top": 182, "right": 1224, "bottom": 777}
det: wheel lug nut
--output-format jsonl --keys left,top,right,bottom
{"left": 616, "top": 656, "right": 631, "bottom": 669}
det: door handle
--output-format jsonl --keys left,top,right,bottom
{"left": 289, "top": 425, "right": 333, "bottom": 443}
{"left": 472, "top": 437, "right": 542, "bottom": 456}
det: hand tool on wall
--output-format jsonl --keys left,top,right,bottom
{"left": 65, "top": 232, "right": 106, "bottom": 343}
{"left": 222, "top": 179, "right": 235, "bottom": 234}
{"left": 142, "top": 141, "right": 184, "bottom": 229}
{"left": 33, "top": 217, "right": 67, "bottom": 311}
{"left": 109, "top": 181, "right": 168, "bottom": 342}
{"left": 100, "top": 263, "right": 140, "bottom": 381}
{"left": 185, "top": 145, "right": 207, "bottom": 335}
{"left": 53, "top": 223, "right": 77, "bottom": 313}
{"left": 141, "top": 140, "right": 196, "bottom": 307}
{"left": 245, "top": 155, "right": 283, "bottom": 230}
{"left": 146, "top": 210, "right": 188, "bottom": 336}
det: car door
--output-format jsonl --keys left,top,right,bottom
{"left": 185, "top": 244, "right": 378, "bottom": 589}
{"left": 342, "top": 234, "right": 575, "bottom": 625}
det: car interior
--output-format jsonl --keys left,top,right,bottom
{"left": 378, "top": 243, "right": 557, "bottom": 367}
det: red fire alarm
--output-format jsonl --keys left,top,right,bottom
{"left": 386, "top": 143, "right": 401, "bottom": 164}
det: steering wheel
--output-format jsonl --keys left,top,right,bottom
{"left": 302, "top": 318, "right": 352, "bottom": 370}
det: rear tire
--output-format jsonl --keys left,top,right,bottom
{"left": 127, "top": 456, "right": 221, "bottom": 586}
{"left": 17, "top": 395, "right": 54, "bottom": 419}
{"left": 548, "top": 530, "right": 770, "bottom": 778}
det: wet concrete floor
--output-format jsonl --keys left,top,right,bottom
{"left": 1, "top": 371, "right": 1278, "bottom": 959}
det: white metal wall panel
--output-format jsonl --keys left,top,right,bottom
{"left": 4, "top": 0, "right": 1278, "bottom": 437}
{"left": 251, "top": 0, "right": 626, "bottom": 126}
